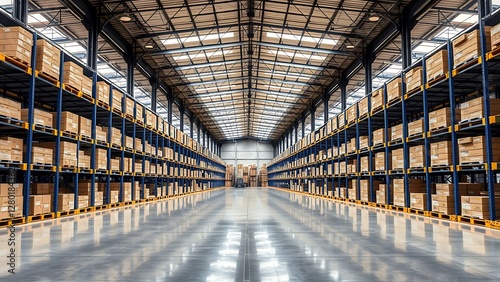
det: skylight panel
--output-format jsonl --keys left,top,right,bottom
{"left": 173, "top": 50, "right": 232, "bottom": 61}
{"left": 269, "top": 50, "right": 326, "bottom": 61}
{"left": 268, "top": 85, "right": 303, "bottom": 93}
{"left": 28, "top": 13, "right": 47, "bottom": 24}
{"left": 413, "top": 42, "right": 441, "bottom": 54}
{"left": 266, "top": 32, "right": 337, "bottom": 45}
{"left": 35, "top": 27, "right": 66, "bottom": 40}
{"left": 452, "top": 13, "right": 477, "bottom": 24}
{"left": 163, "top": 32, "right": 234, "bottom": 45}
{"left": 434, "top": 27, "right": 464, "bottom": 40}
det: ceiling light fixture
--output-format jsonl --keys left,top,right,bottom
{"left": 346, "top": 45, "right": 355, "bottom": 49}
{"left": 145, "top": 44, "right": 154, "bottom": 49}
{"left": 119, "top": 13, "right": 133, "bottom": 22}
{"left": 368, "top": 14, "right": 380, "bottom": 22}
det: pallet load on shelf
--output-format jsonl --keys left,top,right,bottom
{"left": 35, "top": 39, "right": 61, "bottom": 79}
{"left": 460, "top": 96, "right": 500, "bottom": 122}
{"left": 260, "top": 164, "right": 268, "bottom": 187}
{"left": 346, "top": 104, "right": 357, "bottom": 125}
{"left": 374, "top": 151, "right": 390, "bottom": 171}
{"left": 111, "top": 89, "right": 123, "bottom": 112}
{"left": 135, "top": 103, "right": 144, "bottom": 123}
{"left": 0, "top": 183, "right": 23, "bottom": 219}
{"left": 426, "top": 50, "right": 448, "bottom": 81}
{"left": 432, "top": 183, "right": 481, "bottom": 215}
{"left": 429, "top": 107, "right": 460, "bottom": 131}
{"left": 391, "top": 148, "right": 404, "bottom": 170}
{"left": 225, "top": 164, "right": 234, "bottom": 187}
{"left": 29, "top": 144, "right": 53, "bottom": 165}
{"left": 348, "top": 180, "right": 356, "bottom": 200}
{"left": 78, "top": 115, "right": 92, "bottom": 138}
{"left": 96, "top": 81, "right": 110, "bottom": 106}
{"left": 83, "top": 148, "right": 107, "bottom": 170}
{"left": 371, "top": 88, "right": 384, "bottom": 112}
{"left": 452, "top": 27, "right": 491, "bottom": 68}
{"left": 0, "top": 96, "right": 21, "bottom": 120}
{"left": 458, "top": 136, "right": 500, "bottom": 164}
{"left": 358, "top": 96, "right": 369, "bottom": 118}
{"left": 430, "top": 141, "right": 453, "bottom": 167}
{"left": 104, "top": 126, "right": 122, "bottom": 147}
{"left": 409, "top": 145, "right": 425, "bottom": 168}
{"left": 30, "top": 183, "right": 53, "bottom": 214}
{"left": 78, "top": 150, "right": 90, "bottom": 169}
{"left": 39, "top": 141, "right": 77, "bottom": 168}
{"left": 405, "top": 66, "right": 423, "bottom": 92}
{"left": 376, "top": 184, "right": 390, "bottom": 205}
{"left": 360, "top": 180, "right": 382, "bottom": 202}
{"left": 95, "top": 125, "right": 107, "bottom": 144}
{"left": 393, "top": 178, "right": 427, "bottom": 207}
{"left": 0, "top": 136, "right": 23, "bottom": 163}
{"left": 408, "top": 119, "right": 424, "bottom": 138}
{"left": 387, "top": 77, "right": 402, "bottom": 103}
{"left": 390, "top": 124, "right": 402, "bottom": 142}
{"left": 62, "top": 61, "right": 83, "bottom": 91}
{"left": 373, "top": 127, "right": 390, "bottom": 147}
{"left": 0, "top": 26, "right": 33, "bottom": 65}
{"left": 462, "top": 194, "right": 500, "bottom": 219}
{"left": 145, "top": 109, "right": 157, "bottom": 129}
{"left": 55, "top": 111, "right": 79, "bottom": 135}
{"left": 22, "top": 107, "right": 53, "bottom": 127}
{"left": 78, "top": 180, "right": 103, "bottom": 206}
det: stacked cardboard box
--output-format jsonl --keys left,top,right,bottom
{"left": 0, "top": 96, "right": 21, "bottom": 120}
{"left": 390, "top": 124, "right": 403, "bottom": 141}
{"left": 0, "top": 184, "right": 23, "bottom": 219}
{"left": 408, "top": 119, "right": 424, "bottom": 137}
{"left": 30, "top": 195, "right": 51, "bottom": 215}
{"left": 360, "top": 180, "right": 381, "bottom": 202}
{"left": 430, "top": 141, "right": 452, "bottom": 166}
{"left": 55, "top": 111, "right": 79, "bottom": 134}
{"left": 145, "top": 109, "right": 157, "bottom": 129}
{"left": 136, "top": 103, "right": 144, "bottom": 123}
{"left": 104, "top": 126, "right": 122, "bottom": 146}
{"left": 359, "top": 136, "right": 369, "bottom": 150}
{"left": 112, "top": 89, "right": 123, "bottom": 110}
{"left": 22, "top": 108, "right": 53, "bottom": 127}
{"left": 376, "top": 184, "right": 390, "bottom": 205}
{"left": 58, "top": 193, "right": 75, "bottom": 211}
{"left": 409, "top": 145, "right": 425, "bottom": 168}
{"left": 125, "top": 97, "right": 135, "bottom": 117}
{"left": 39, "top": 141, "right": 77, "bottom": 167}
{"left": 460, "top": 97, "right": 500, "bottom": 121}
{"left": 433, "top": 183, "right": 482, "bottom": 215}
{"left": 62, "top": 61, "right": 84, "bottom": 90}
{"left": 260, "top": 164, "right": 268, "bottom": 187}
{"left": 78, "top": 115, "right": 92, "bottom": 137}
{"left": 462, "top": 195, "right": 500, "bottom": 219}
{"left": 346, "top": 105, "right": 357, "bottom": 124}
{"left": 0, "top": 26, "right": 32, "bottom": 64}
{"left": 426, "top": 50, "right": 448, "bottom": 81}
{"left": 491, "top": 23, "right": 500, "bottom": 49}
{"left": 410, "top": 193, "right": 428, "bottom": 210}
{"left": 78, "top": 150, "right": 90, "bottom": 168}
{"left": 405, "top": 67, "right": 423, "bottom": 92}
{"left": 371, "top": 88, "right": 384, "bottom": 111}
{"left": 81, "top": 76, "right": 92, "bottom": 96}
{"left": 338, "top": 112, "right": 345, "bottom": 128}
{"left": 95, "top": 126, "right": 107, "bottom": 143}
{"left": 374, "top": 151, "right": 390, "bottom": 171}
{"left": 391, "top": 148, "right": 404, "bottom": 170}
{"left": 393, "top": 178, "right": 426, "bottom": 207}
{"left": 387, "top": 78, "right": 402, "bottom": 102}
{"left": 358, "top": 97, "right": 369, "bottom": 117}
{"left": 0, "top": 136, "right": 23, "bottom": 162}
{"left": 360, "top": 156, "right": 372, "bottom": 172}
{"left": 96, "top": 81, "right": 110, "bottom": 105}
{"left": 30, "top": 144, "right": 53, "bottom": 165}
{"left": 110, "top": 158, "right": 120, "bottom": 171}
{"left": 429, "top": 107, "right": 460, "bottom": 131}
{"left": 373, "top": 128, "right": 390, "bottom": 146}
{"left": 83, "top": 148, "right": 107, "bottom": 170}
{"left": 36, "top": 39, "right": 61, "bottom": 79}
{"left": 452, "top": 27, "right": 491, "bottom": 68}
{"left": 458, "top": 136, "right": 500, "bottom": 164}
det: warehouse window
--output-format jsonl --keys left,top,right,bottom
{"left": 162, "top": 32, "right": 234, "bottom": 45}
{"left": 0, "top": 0, "right": 11, "bottom": 13}
{"left": 434, "top": 27, "right": 464, "bottom": 40}
{"left": 452, "top": 13, "right": 477, "bottom": 24}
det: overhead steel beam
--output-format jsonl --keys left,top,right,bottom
{"left": 190, "top": 97, "right": 304, "bottom": 107}
{"left": 162, "top": 59, "right": 242, "bottom": 70}
{"left": 189, "top": 88, "right": 310, "bottom": 98}
{"left": 149, "top": 42, "right": 243, "bottom": 55}
{"left": 181, "top": 76, "right": 321, "bottom": 88}
{"left": 163, "top": 58, "right": 329, "bottom": 71}
{"left": 256, "top": 42, "right": 349, "bottom": 56}
{"left": 258, "top": 59, "right": 329, "bottom": 71}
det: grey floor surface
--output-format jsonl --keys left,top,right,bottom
{"left": 0, "top": 187, "right": 500, "bottom": 281}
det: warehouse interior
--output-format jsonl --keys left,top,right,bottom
{"left": 1, "top": 0, "right": 500, "bottom": 280}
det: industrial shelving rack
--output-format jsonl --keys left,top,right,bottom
{"left": 0, "top": 24, "right": 226, "bottom": 226}
{"left": 268, "top": 11, "right": 500, "bottom": 228}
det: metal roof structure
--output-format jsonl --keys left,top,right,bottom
{"left": 0, "top": 0, "right": 494, "bottom": 144}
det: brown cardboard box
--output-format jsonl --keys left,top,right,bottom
{"left": 460, "top": 97, "right": 500, "bottom": 121}
{"left": 375, "top": 152, "right": 390, "bottom": 171}
{"left": 453, "top": 27, "right": 491, "bottom": 68}
{"left": 346, "top": 104, "right": 357, "bottom": 124}
{"left": 0, "top": 96, "right": 21, "bottom": 120}
{"left": 371, "top": 88, "right": 384, "bottom": 111}
{"left": 491, "top": 22, "right": 500, "bottom": 49}
{"left": 391, "top": 148, "right": 404, "bottom": 170}
{"left": 58, "top": 193, "right": 75, "bottom": 211}
{"left": 30, "top": 145, "right": 53, "bottom": 165}
{"left": 32, "top": 183, "right": 54, "bottom": 194}
{"left": 461, "top": 196, "right": 500, "bottom": 219}
{"left": 145, "top": 109, "right": 157, "bottom": 129}
{"left": 458, "top": 136, "right": 500, "bottom": 164}
{"left": 373, "top": 127, "right": 390, "bottom": 146}
{"left": 36, "top": 39, "right": 61, "bottom": 79}
{"left": 125, "top": 97, "right": 134, "bottom": 117}
{"left": 0, "top": 26, "right": 33, "bottom": 63}
{"left": 426, "top": 50, "right": 448, "bottom": 81}
{"left": 359, "top": 136, "right": 369, "bottom": 150}
{"left": 81, "top": 76, "right": 92, "bottom": 96}
{"left": 96, "top": 81, "right": 110, "bottom": 104}
{"left": 83, "top": 148, "right": 107, "bottom": 170}
{"left": 78, "top": 115, "right": 92, "bottom": 137}
{"left": 405, "top": 67, "right": 423, "bottom": 92}
{"left": 429, "top": 107, "right": 460, "bottom": 131}
{"left": 408, "top": 119, "right": 424, "bottom": 137}
{"left": 431, "top": 194, "right": 456, "bottom": 214}
{"left": 39, "top": 141, "right": 77, "bottom": 167}
{"left": 391, "top": 124, "right": 403, "bottom": 141}
{"left": 358, "top": 97, "right": 369, "bottom": 117}
{"left": 435, "top": 183, "right": 482, "bottom": 197}
{"left": 0, "top": 183, "right": 22, "bottom": 197}
{"left": 0, "top": 136, "right": 23, "bottom": 162}
{"left": 136, "top": 103, "right": 144, "bottom": 123}
{"left": 78, "top": 195, "right": 89, "bottom": 208}
{"left": 410, "top": 193, "right": 427, "bottom": 210}
{"left": 55, "top": 111, "right": 79, "bottom": 134}
{"left": 112, "top": 89, "right": 123, "bottom": 110}
{"left": 22, "top": 108, "right": 53, "bottom": 126}
{"left": 360, "top": 156, "right": 372, "bottom": 172}
{"left": 78, "top": 150, "right": 91, "bottom": 169}
{"left": 104, "top": 126, "right": 122, "bottom": 146}
{"left": 62, "top": 61, "right": 83, "bottom": 89}
{"left": 409, "top": 145, "right": 425, "bottom": 168}
{"left": 29, "top": 195, "right": 43, "bottom": 215}
{"left": 387, "top": 78, "right": 402, "bottom": 102}
{"left": 95, "top": 126, "right": 107, "bottom": 143}
{"left": 0, "top": 196, "right": 22, "bottom": 218}
{"left": 430, "top": 141, "right": 452, "bottom": 166}
{"left": 338, "top": 112, "right": 345, "bottom": 128}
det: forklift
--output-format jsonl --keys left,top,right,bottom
{"left": 235, "top": 177, "right": 245, "bottom": 188}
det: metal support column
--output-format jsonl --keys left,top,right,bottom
{"left": 150, "top": 78, "right": 158, "bottom": 112}
{"left": 190, "top": 116, "right": 194, "bottom": 138}
{"left": 127, "top": 56, "right": 135, "bottom": 97}
{"left": 310, "top": 106, "right": 316, "bottom": 132}
{"left": 340, "top": 75, "right": 347, "bottom": 111}
{"left": 86, "top": 15, "right": 99, "bottom": 70}
{"left": 401, "top": 14, "right": 412, "bottom": 69}
{"left": 301, "top": 115, "right": 306, "bottom": 138}
{"left": 196, "top": 120, "right": 201, "bottom": 143}
{"left": 323, "top": 94, "right": 329, "bottom": 124}
{"left": 167, "top": 95, "right": 173, "bottom": 124}
{"left": 13, "top": 0, "right": 28, "bottom": 23}
{"left": 179, "top": 104, "right": 185, "bottom": 132}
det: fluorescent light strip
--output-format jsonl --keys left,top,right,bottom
{"left": 173, "top": 50, "right": 232, "bottom": 61}
{"left": 163, "top": 32, "right": 235, "bottom": 45}
{"left": 264, "top": 71, "right": 315, "bottom": 80}
{"left": 266, "top": 32, "right": 337, "bottom": 45}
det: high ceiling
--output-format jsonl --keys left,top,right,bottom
{"left": 0, "top": 0, "right": 490, "bottom": 142}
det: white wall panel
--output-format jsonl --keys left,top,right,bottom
{"left": 221, "top": 140, "right": 273, "bottom": 169}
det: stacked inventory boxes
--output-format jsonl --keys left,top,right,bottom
{"left": 405, "top": 67, "right": 423, "bottom": 92}
{"left": 0, "top": 183, "right": 23, "bottom": 219}
{"left": 62, "top": 61, "right": 84, "bottom": 90}
{"left": 0, "top": 26, "right": 33, "bottom": 64}
{"left": 249, "top": 164, "right": 257, "bottom": 187}
{"left": 22, "top": 108, "right": 53, "bottom": 127}
{"left": 0, "top": 136, "right": 23, "bottom": 163}
{"left": 458, "top": 136, "right": 500, "bottom": 164}
{"left": 39, "top": 141, "right": 77, "bottom": 167}
{"left": 393, "top": 178, "right": 427, "bottom": 207}
{"left": 430, "top": 141, "right": 453, "bottom": 166}
{"left": 426, "top": 50, "right": 448, "bottom": 81}
{"left": 96, "top": 81, "right": 110, "bottom": 105}
{"left": 225, "top": 164, "right": 234, "bottom": 187}
{"left": 460, "top": 97, "right": 500, "bottom": 121}
{"left": 461, "top": 195, "right": 500, "bottom": 219}
{"left": 56, "top": 111, "right": 79, "bottom": 134}
{"left": 30, "top": 144, "right": 53, "bottom": 165}
{"left": 433, "top": 183, "right": 481, "bottom": 215}
{"left": 429, "top": 107, "right": 459, "bottom": 131}
{"left": 0, "top": 96, "right": 21, "bottom": 120}
{"left": 376, "top": 184, "right": 390, "bottom": 205}
{"left": 387, "top": 78, "right": 402, "bottom": 103}
{"left": 452, "top": 27, "right": 491, "bottom": 68}
{"left": 259, "top": 164, "right": 268, "bottom": 187}
{"left": 36, "top": 39, "right": 61, "bottom": 79}
{"left": 360, "top": 180, "right": 381, "bottom": 202}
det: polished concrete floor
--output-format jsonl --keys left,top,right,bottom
{"left": 1, "top": 188, "right": 500, "bottom": 281}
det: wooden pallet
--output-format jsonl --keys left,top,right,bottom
{"left": 31, "top": 163, "right": 55, "bottom": 171}
{"left": 80, "top": 135, "right": 93, "bottom": 143}
{"left": 426, "top": 73, "right": 447, "bottom": 88}
{"left": 387, "top": 96, "right": 401, "bottom": 107}
{"left": 0, "top": 115, "right": 24, "bottom": 127}
{"left": 3, "top": 54, "right": 30, "bottom": 72}
{"left": 33, "top": 124, "right": 56, "bottom": 134}
{"left": 453, "top": 56, "right": 479, "bottom": 75}
{"left": 37, "top": 71, "right": 60, "bottom": 87}
{"left": 96, "top": 100, "right": 110, "bottom": 110}
{"left": 370, "top": 105, "right": 384, "bottom": 115}
{"left": 61, "top": 130, "right": 78, "bottom": 139}
{"left": 63, "top": 83, "right": 81, "bottom": 96}
{"left": 0, "top": 216, "right": 25, "bottom": 227}
{"left": 81, "top": 92, "right": 94, "bottom": 103}
{"left": 429, "top": 126, "right": 449, "bottom": 135}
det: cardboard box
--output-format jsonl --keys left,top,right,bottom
{"left": 22, "top": 108, "right": 53, "bottom": 126}
{"left": 145, "top": 109, "right": 157, "bottom": 129}
{"left": 81, "top": 76, "right": 92, "bottom": 96}
{"left": 460, "top": 96, "right": 500, "bottom": 121}
{"left": 453, "top": 27, "right": 491, "bottom": 68}
{"left": 0, "top": 96, "right": 21, "bottom": 120}
{"left": 125, "top": 97, "right": 134, "bottom": 117}
{"left": 0, "top": 26, "right": 32, "bottom": 64}
{"left": 429, "top": 107, "right": 460, "bottom": 131}
{"left": 62, "top": 61, "right": 83, "bottom": 89}
{"left": 409, "top": 145, "right": 425, "bottom": 168}
{"left": 371, "top": 88, "right": 384, "bottom": 111}
{"left": 39, "top": 141, "right": 77, "bottom": 167}
{"left": 346, "top": 104, "right": 357, "bottom": 124}
{"left": 78, "top": 115, "right": 92, "bottom": 137}
{"left": 78, "top": 150, "right": 90, "bottom": 168}
{"left": 104, "top": 126, "right": 122, "bottom": 146}
{"left": 359, "top": 136, "right": 369, "bottom": 150}
{"left": 461, "top": 195, "right": 500, "bottom": 219}
{"left": 410, "top": 193, "right": 427, "bottom": 210}
{"left": 426, "top": 50, "right": 448, "bottom": 81}
{"left": 83, "top": 148, "right": 107, "bottom": 170}
{"left": 136, "top": 103, "right": 144, "bottom": 122}
{"left": 29, "top": 195, "right": 43, "bottom": 215}
{"left": 375, "top": 152, "right": 390, "bottom": 171}
{"left": 405, "top": 67, "right": 423, "bottom": 92}
{"left": 360, "top": 156, "right": 372, "bottom": 172}
{"left": 0, "top": 136, "right": 23, "bottom": 162}
{"left": 96, "top": 81, "right": 110, "bottom": 104}
{"left": 373, "top": 127, "right": 390, "bottom": 146}
{"left": 387, "top": 78, "right": 402, "bottom": 102}
{"left": 390, "top": 124, "right": 402, "bottom": 141}
{"left": 408, "top": 119, "right": 424, "bottom": 137}
{"left": 58, "top": 193, "right": 75, "bottom": 211}
{"left": 458, "top": 136, "right": 500, "bottom": 164}
{"left": 358, "top": 97, "right": 369, "bottom": 117}
{"left": 112, "top": 89, "right": 123, "bottom": 110}
{"left": 491, "top": 22, "right": 500, "bottom": 49}
{"left": 0, "top": 183, "right": 22, "bottom": 197}
{"left": 30, "top": 145, "right": 53, "bottom": 165}
{"left": 54, "top": 111, "right": 79, "bottom": 134}
{"left": 430, "top": 141, "right": 452, "bottom": 166}
{"left": 36, "top": 39, "right": 61, "bottom": 79}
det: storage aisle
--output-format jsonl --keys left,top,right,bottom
{"left": 1, "top": 188, "right": 500, "bottom": 281}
